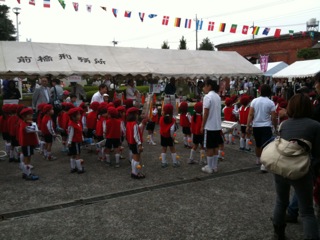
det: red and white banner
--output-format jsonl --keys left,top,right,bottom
{"left": 259, "top": 55, "right": 269, "bottom": 73}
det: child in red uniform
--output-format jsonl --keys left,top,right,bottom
{"left": 19, "top": 108, "right": 40, "bottom": 181}
{"left": 56, "top": 103, "right": 71, "bottom": 153}
{"left": 36, "top": 103, "right": 46, "bottom": 155}
{"left": 223, "top": 97, "right": 237, "bottom": 144}
{"left": 126, "top": 107, "right": 145, "bottom": 179}
{"left": 188, "top": 102, "right": 205, "bottom": 164}
{"left": 238, "top": 95, "right": 252, "bottom": 152}
{"left": 159, "top": 104, "right": 179, "bottom": 168}
{"left": 146, "top": 103, "right": 158, "bottom": 146}
{"left": 1, "top": 105, "right": 12, "bottom": 158}
{"left": 104, "top": 107, "right": 124, "bottom": 167}
{"left": 67, "top": 107, "right": 85, "bottom": 174}
{"left": 7, "top": 104, "right": 20, "bottom": 162}
{"left": 86, "top": 101, "right": 100, "bottom": 140}
{"left": 96, "top": 103, "right": 108, "bottom": 161}
{"left": 117, "top": 106, "right": 126, "bottom": 160}
{"left": 40, "top": 104, "right": 57, "bottom": 161}
{"left": 179, "top": 101, "right": 192, "bottom": 148}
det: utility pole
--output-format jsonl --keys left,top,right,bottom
{"left": 251, "top": 21, "right": 255, "bottom": 40}
{"left": 195, "top": 14, "right": 198, "bottom": 50}
{"left": 12, "top": 7, "right": 21, "bottom": 42}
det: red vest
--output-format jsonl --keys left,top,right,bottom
{"left": 87, "top": 111, "right": 98, "bottom": 129}
{"left": 0, "top": 116, "right": 8, "bottom": 133}
{"left": 151, "top": 107, "right": 158, "bottom": 122}
{"left": 19, "top": 121, "right": 39, "bottom": 147}
{"left": 37, "top": 113, "right": 43, "bottom": 131}
{"left": 8, "top": 115, "right": 19, "bottom": 136}
{"left": 159, "top": 116, "right": 176, "bottom": 138}
{"left": 41, "top": 115, "right": 53, "bottom": 135}
{"left": 238, "top": 106, "right": 250, "bottom": 125}
{"left": 126, "top": 121, "right": 143, "bottom": 144}
{"left": 180, "top": 113, "right": 190, "bottom": 127}
{"left": 95, "top": 116, "right": 105, "bottom": 137}
{"left": 106, "top": 118, "right": 121, "bottom": 139}
{"left": 224, "top": 107, "right": 236, "bottom": 122}
{"left": 191, "top": 114, "right": 202, "bottom": 135}
{"left": 15, "top": 119, "right": 23, "bottom": 141}
{"left": 61, "top": 112, "right": 70, "bottom": 130}
{"left": 68, "top": 120, "right": 83, "bottom": 143}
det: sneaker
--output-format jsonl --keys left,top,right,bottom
{"left": 201, "top": 165, "right": 213, "bottom": 174}
{"left": 218, "top": 157, "right": 224, "bottom": 162}
{"left": 260, "top": 164, "right": 268, "bottom": 173}
{"left": 105, "top": 161, "right": 111, "bottom": 167}
{"left": 244, "top": 148, "right": 252, "bottom": 152}
{"left": 131, "top": 172, "right": 145, "bottom": 179}
{"left": 161, "top": 163, "right": 169, "bottom": 168}
{"left": 173, "top": 162, "right": 180, "bottom": 168}
{"left": 70, "top": 168, "right": 77, "bottom": 173}
{"left": 25, "top": 174, "right": 39, "bottom": 181}
{"left": 188, "top": 159, "right": 196, "bottom": 164}
{"left": 174, "top": 140, "right": 179, "bottom": 144}
{"left": 150, "top": 142, "right": 156, "bottom": 146}
{"left": 115, "top": 163, "right": 120, "bottom": 168}
{"left": 213, "top": 168, "right": 218, "bottom": 173}
{"left": 77, "top": 168, "right": 85, "bottom": 174}
{"left": 199, "top": 160, "right": 207, "bottom": 166}
{"left": 239, "top": 147, "right": 245, "bottom": 151}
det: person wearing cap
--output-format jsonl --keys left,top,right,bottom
{"left": 62, "top": 90, "right": 70, "bottom": 102}
{"left": 146, "top": 101, "right": 158, "bottom": 146}
{"left": 67, "top": 107, "right": 85, "bottom": 174}
{"left": 126, "top": 107, "right": 145, "bottom": 179}
{"left": 86, "top": 102, "right": 100, "bottom": 140}
{"left": 188, "top": 102, "right": 205, "bottom": 165}
{"left": 56, "top": 103, "right": 72, "bottom": 153}
{"left": 40, "top": 104, "right": 57, "bottom": 161}
{"left": 179, "top": 101, "right": 192, "bottom": 149}
{"left": 95, "top": 103, "right": 108, "bottom": 161}
{"left": 116, "top": 106, "right": 127, "bottom": 159}
{"left": 104, "top": 107, "right": 125, "bottom": 167}
{"left": 159, "top": 103, "right": 180, "bottom": 168}
{"left": 200, "top": 78, "right": 223, "bottom": 174}
{"left": 7, "top": 104, "right": 20, "bottom": 162}
{"left": 0, "top": 105, "right": 12, "bottom": 157}
{"left": 238, "top": 95, "right": 252, "bottom": 152}
{"left": 91, "top": 83, "right": 108, "bottom": 103}
{"left": 103, "top": 93, "right": 109, "bottom": 103}
{"left": 19, "top": 107, "right": 40, "bottom": 181}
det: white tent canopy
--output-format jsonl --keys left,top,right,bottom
{"left": 254, "top": 61, "right": 288, "bottom": 77}
{"left": 0, "top": 41, "right": 262, "bottom": 78}
{"left": 273, "top": 59, "right": 320, "bottom": 79}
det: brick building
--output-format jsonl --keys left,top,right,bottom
{"left": 216, "top": 32, "right": 320, "bottom": 64}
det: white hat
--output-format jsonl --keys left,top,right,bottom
{"left": 103, "top": 93, "right": 109, "bottom": 97}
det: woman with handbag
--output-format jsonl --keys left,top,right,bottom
{"left": 272, "top": 93, "right": 320, "bottom": 240}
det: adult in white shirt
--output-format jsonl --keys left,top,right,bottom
{"left": 200, "top": 78, "right": 224, "bottom": 174}
{"left": 246, "top": 84, "right": 277, "bottom": 172}
{"left": 126, "top": 79, "right": 139, "bottom": 100}
{"left": 91, "top": 83, "right": 108, "bottom": 103}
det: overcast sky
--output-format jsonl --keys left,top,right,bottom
{"left": 2, "top": 0, "right": 320, "bottom": 50}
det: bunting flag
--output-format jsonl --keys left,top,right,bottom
{"left": 112, "top": 8, "right": 118, "bottom": 17}
{"left": 208, "top": 21, "right": 214, "bottom": 31}
{"left": 73, "top": 2, "right": 79, "bottom": 12}
{"left": 262, "top": 28, "right": 270, "bottom": 35}
{"left": 196, "top": 20, "right": 203, "bottom": 30}
{"left": 86, "top": 4, "right": 92, "bottom": 13}
{"left": 148, "top": 14, "right": 157, "bottom": 18}
{"left": 252, "top": 26, "right": 260, "bottom": 35}
{"left": 242, "top": 25, "right": 249, "bottom": 34}
{"left": 17, "top": 0, "right": 20, "bottom": 3}
{"left": 58, "top": 0, "right": 66, "bottom": 9}
{"left": 289, "top": 30, "right": 294, "bottom": 38}
{"left": 29, "top": 0, "right": 35, "bottom": 6}
{"left": 124, "top": 11, "right": 131, "bottom": 18}
{"left": 219, "top": 23, "right": 226, "bottom": 32}
{"left": 230, "top": 24, "right": 237, "bottom": 33}
{"left": 274, "top": 28, "right": 281, "bottom": 38}
{"left": 139, "top": 12, "right": 145, "bottom": 22}
{"left": 44, "top": 0, "right": 50, "bottom": 8}
{"left": 174, "top": 18, "right": 181, "bottom": 27}
{"left": 162, "top": 16, "right": 169, "bottom": 25}
{"left": 184, "top": 19, "right": 192, "bottom": 29}
{"left": 101, "top": 6, "right": 106, "bottom": 11}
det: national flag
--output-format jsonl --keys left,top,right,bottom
{"left": 208, "top": 21, "right": 215, "bottom": 31}
{"left": 112, "top": 8, "right": 118, "bottom": 18}
{"left": 139, "top": 12, "right": 145, "bottom": 22}
{"left": 262, "top": 28, "right": 270, "bottom": 35}
{"left": 252, "top": 26, "right": 260, "bottom": 35}
{"left": 274, "top": 29, "right": 281, "bottom": 38}
{"left": 86, "top": 4, "right": 92, "bottom": 13}
{"left": 73, "top": 2, "right": 79, "bottom": 12}
{"left": 101, "top": 6, "right": 106, "bottom": 11}
{"left": 230, "top": 24, "right": 237, "bottom": 33}
{"left": 148, "top": 14, "right": 157, "bottom": 18}
{"left": 43, "top": 0, "right": 50, "bottom": 8}
{"left": 196, "top": 20, "right": 203, "bottom": 30}
{"left": 219, "top": 23, "right": 226, "bottom": 32}
{"left": 58, "top": 0, "right": 66, "bottom": 9}
{"left": 174, "top": 18, "right": 181, "bottom": 27}
{"left": 162, "top": 16, "right": 169, "bottom": 25}
{"left": 29, "top": 0, "right": 35, "bottom": 6}
{"left": 124, "top": 11, "right": 131, "bottom": 18}
{"left": 184, "top": 19, "right": 192, "bottom": 29}
{"left": 242, "top": 25, "right": 249, "bottom": 34}
{"left": 289, "top": 30, "right": 294, "bottom": 38}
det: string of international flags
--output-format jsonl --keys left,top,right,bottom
{"left": 8, "top": 0, "right": 313, "bottom": 39}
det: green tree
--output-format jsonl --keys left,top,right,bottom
{"left": 161, "top": 41, "right": 170, "bottom": 49}
{"left": 199, "top": 37, "right": 214, "bottom": 51}
{"left": 179, "top": 36, "right": 187, "bottom": 50}
{"left": 297, "top": 48, "right": 319, "bottom": 60}
{"left": 0, "top": 5, "right": 16, "bottom": 41}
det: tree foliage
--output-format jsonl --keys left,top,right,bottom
{"left": 199, "top": 37, "right": 214, "bottom": 51}
{"left": 161, "top": 41, "right": 170, "bottom": 49}
{"left": 179, "top": 36, "right": 187, "bottom": 50}
{"left": 0, "top": 5, "right": 16, "bottom": 41}
{"left": 297, "top": 48, "right": 319, "bottom": 60}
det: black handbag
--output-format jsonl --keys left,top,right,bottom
{"left": 53, "top": 87, "right": 62, "bottom": 111}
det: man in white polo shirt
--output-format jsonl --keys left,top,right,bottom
{"left": 201, "top": 78, "right": 224, "bottom": 174}
{"left": 91, "top": 83, "right": 108, "bottom": 103}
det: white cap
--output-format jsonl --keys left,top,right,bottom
{"left": 103, "top": 93, "right": 109, "bottom": 97}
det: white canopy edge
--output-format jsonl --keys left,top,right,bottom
{"left": 254, "top": 61, "right": 289, "bottom": 77}
{"left": 0, "top": 41, "right": 262, "bottom": 78}
{"left": 273, "top": 59, "right": 320, "bottom": 79}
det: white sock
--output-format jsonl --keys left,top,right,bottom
{"left": 240, "top": 137, "right": 245, "bottom": 149}
{"left": 75, "top": 159, "right": 83, "bottom": 171}
{"left": 44, "top": 149, "right": 48, "bottom": 157}
{"left": 70, "top": 158, "right": 76, "bottom": 169}
{"left": 218, "top": 150, "right": 223, "bottom": 158}
{"left": 183, "top": 136, "right": 187, "bottom": 145}
{"left": 172, "top": 153, "right": 177, "bottom": 164}
{"left": 161, "top": 153, "right": 167, "bottom": 164}
{"left": 213, "top": 155, "right": 219, "bottom": 170}
{"left": 129, "top": 151, "right": 133, "bottom": 163}
{"left": 131, "top": 160, "right": 139, "bottom": 175}
{"left": 40, "top": 141, "right": 45, "bottom": 151}
{"left": 105, "top": 154, "right": 110, "bottom": 163}
{"left": 256, "top": 157, "right": 261, "bottom": 164}
{"left": 9, "top": 149, "right": 14, "bottom": 158}
{"left": 187, "top": 137, "right": 192, "bottom": 147}
{"left": 5, "top": 142, "right": 11, "bottom": 154}
{"left": 14, "top": 147, "right": 19, "bottom": 159}
{"left": 115, "top": 154, "right": 120, "bottom": 164}
{"left": 189, "top": 149, "right": 195, "bottom": 160}
{"left": 24, "top": 164, "right": 31, "bottom": 176}
{"left": 224, "top": 134, "right": 228, "bottom": 142}
{"left": 228, "top": 134, "right": 233, "bottom": 143}
{"left": 245, "top": 139, "right": 251, "bottom": 149}
{"left": 150, "top": 134, "right": 154, "bottom": 143}
{"left": 207, "top": 156, "right": 214, "bottom": 169}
